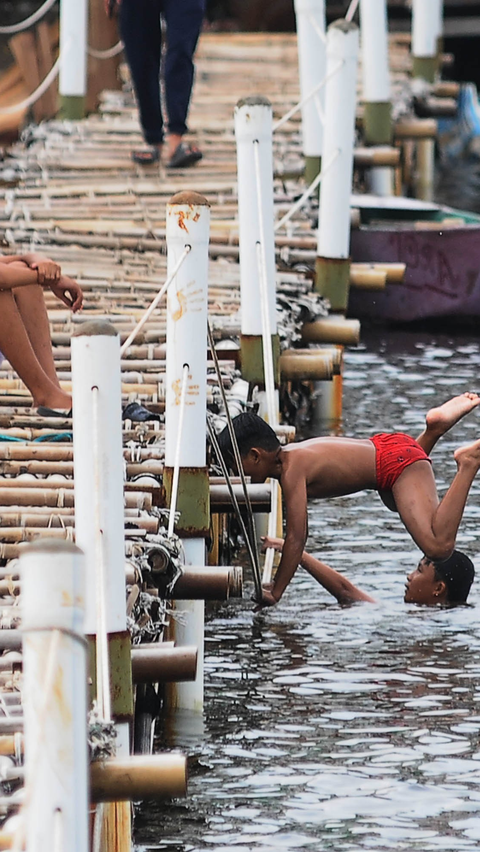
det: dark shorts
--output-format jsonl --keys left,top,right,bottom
{"left": 369, "top": 432, "right": 432, "bottom": 491}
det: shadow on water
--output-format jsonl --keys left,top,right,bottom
{"left": 134, "top": 327, "right": 480, "bottom": 851}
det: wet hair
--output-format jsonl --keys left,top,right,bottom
{"left": 217, "top": 412, "right": 280, "bottom": 470}
{"left": 433, "top": 550, "right": 475, "bottom": 604}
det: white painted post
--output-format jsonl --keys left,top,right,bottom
{"left": 412, "top": 0, "right": 441, "bottom": 83}
{"left": 59, "top": 0, "right": 88, "bottom": 118}
{"left": 234, "top": 97, "right": 279, "bottom": 389}
{"left": 71, "top": 322, "right": 126, "bottom": 641}
{"left": 315, "top": 20, "right": 359, "bottom": 312}
{"left": 164, "top": 192, "right": 210, "bottom": 712}
{"left": 21, "top": 540, "right": 88, "bottom": 852}
{"left": 360, "top": 0, "right": 393, "bottom": 195}
{"left": 293, "top": 0, "right": 326, "bottom": 183}
{"left": 71, "top": 320, "right": 132, "bottom": 852}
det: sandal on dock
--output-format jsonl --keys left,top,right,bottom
{"left": 167, "top": 141, "right": 202, "bottom": 169}
{"left": 131, "top": 146, "right": 161, "bottom": 165}
{"left": 36, "top": 406, "right": 72, "bottom": 418}
{"left": 122, "top": 401, "right": 161, "bottom": 422}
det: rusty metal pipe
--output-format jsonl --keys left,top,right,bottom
{"left": 162, "top": 566, "right": 242, "bottom": 600}
{"left": 131, "top": 645, "right": 197, "bottom": 684}
{"left": 210, "top": 483, "right": 271, "bottom": 513}
{"left": 90, "top": 754, "right": 187, "bottom": 802}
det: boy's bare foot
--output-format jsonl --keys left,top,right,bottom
{"left": 454, "top": 438, "right": 480, "bottom": 471}
{"left": 33, "top": 389, "right": 72, "bottom": 412}
{"left": 426, "top": 393, "right": 480, "bottom": 437}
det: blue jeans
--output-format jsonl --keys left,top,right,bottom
{"left": 120, "top": 0, "right": 205, "bottom": 145}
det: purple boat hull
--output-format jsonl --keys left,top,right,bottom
{"left": 349, "top": 224, "right": 480, "bottom": 322}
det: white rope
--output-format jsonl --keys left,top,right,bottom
{"left": 274, "top": 147, "right": 340, "bottom": 233}
{"left": 0, "top": 50, "right": 61, "bottom": 115}
{"left": 273, "top": 61, "right": 344, "bottom": 133}
{"left": 88, "top": 40, "right": 124, "bottom": 59}
{"left": 168, "top": 364, "right": 189, "bottom": 539}
{"left": 306, "top": 11, "right": 326, "bottom": 43}
{"left": 120, "top": 246, "right": 191, "bottom": 356}
{"left": 346, "top": 0, "right": 360, "bottom": 21}
{"left": 0, "top": 0, "right": 57, "bottom": 34}
{"left": 92, "top": 386, "right": 112, "bottom": 724}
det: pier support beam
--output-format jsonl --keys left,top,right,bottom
{"left": 293, "top": 0, "right": 326, "bottom": 184}
{"left": 315, "top": 20, "right": 359, "bottom": 310}
{"left": 164, "top": 192, "right": 211, "bottom": 713}
{"left": 234, "top": 97, "right": 279, "bottom": 388}
{"left": 59, "top": 0, "right": 88, "bottom": 118}
{"left": 21, "top": 540, "right": 88, "bottom": 852}
{"left": 360, "top": 0, "right": 393, "bottom": 195}
{"left": 412, "top": 0, "right": 442, "bottom": 83}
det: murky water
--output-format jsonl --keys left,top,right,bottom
{"left": 134, "top": 327, "right": 480, "bottom": 852}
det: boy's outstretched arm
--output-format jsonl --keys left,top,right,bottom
{"left": 263, "top": 537, "right": 375, "bottom": 604}
{"left": 260, "top": 470, "right": 308, "bottom": 607}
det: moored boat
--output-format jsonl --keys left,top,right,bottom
{"left": 349, "top": 193, "right": 480, "bottom": 323}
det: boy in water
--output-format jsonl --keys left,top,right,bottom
{"left": 217, "top": 393, "right": 480, "bottom": 607}
{"left": 262, "top": 537, "right": 475, "bottom": 607}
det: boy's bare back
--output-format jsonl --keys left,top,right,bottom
{"left": 280, "top": 436, "right": 377, "bottom": 498}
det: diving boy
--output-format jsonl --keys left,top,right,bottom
{"left": 262, "top": 536, "right": 475, "bottom": 607}
{"left": 217, "top": 393, "right": 480, "bottom": 608}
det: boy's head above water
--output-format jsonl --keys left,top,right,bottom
{"left": 217, "top": 412, "right": 280, "bottom": 483}
{"left": 405, "top": 551, "right": 475, "bottom": 606}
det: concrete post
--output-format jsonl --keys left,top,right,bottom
{"left": 234, "top": 97, "right": 279, "bottom": 387}
{"left": 360, "top": 0, "right": 393, "bottom": 195}
{"left": 315, "top": 20, "right": 359, "bottom": 311}
{"left": 412, "top": 0, "right": 441, "bottom": 83}
{"left": 21, "top": 540, "right": 88, "bottom": 852}
{"left": 164, "top": 191, "right": 211, "bottom": 713}
{"left": 293, "top": 0, "right": 326, "bottom": 184}
{"left": 59, "top": 0, "right": 88, "bottom": 118}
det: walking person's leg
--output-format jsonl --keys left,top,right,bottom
{"left": 119, "top": 0, "right": 165, "bottom": 163}
{"left": 163, "top": 0, "right": 205, "bottom": 167}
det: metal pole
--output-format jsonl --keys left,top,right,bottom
{"left": 360, "top": 0, "right": 393, "bottom": 195}
{"left": 234, "top": 97, "right": 279, "bottom": 388}
{"left": 293, "top": 0, "right": 326, "bottom": 184}
{"left": 59, "top": 0, "right": 88, "bottom": 118}
{"left": 164, "top": 191, "right": 211, "bottom": 713}
{"left": 21, "top": 540, "right": 88, "bottom": 852}
{"left": 315, "top": 19, "right": 359, "bottom": 311}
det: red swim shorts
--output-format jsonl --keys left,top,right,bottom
{"left": 369, "top": 432, "right": 432, "bottom": 491}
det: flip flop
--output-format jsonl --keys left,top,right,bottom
{"left": 167, "top": 141, "right": 203, "bottom": 169}
{"left": 132, "top": 146, "right": 161, "bottom": 165}
{"left": 122, "top": 401, "right": 162, "bottom": 422}
{"left": 36, "top": 406, "right": 72, "bottom": 418}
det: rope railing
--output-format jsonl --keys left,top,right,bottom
{"left": 345, "top": 0, "right": 360, "bottom": 21}
{"left": 274, "top": 147, "right": 340, "bottom": 233}
{"left": 0, "top": 49, "right": 61, "bottom": 115}
{"left": 272, "top": 60, "right": 344, "bottom": 133}
{"left": 167, "top": 364, "right": 189, "bottom": 539}
{"left": 0, "top": 0, "right": 57, "bottom": 35}
{"left": 120, "top": 245, "right": 191, "bottom": 356}
{"left": 88, "top": 40, "right": 124, "bottom": 59}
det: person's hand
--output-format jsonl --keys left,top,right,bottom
{"left": 253, "top": 582, "right": 280, "bottom": 612}
{"left": 261, "top": 535, "right": 284, "bottom": 553}
{"left": 49, "top": 276, "right": 84, "bottom": 312}
{"left": 28, "top": 255, "right": 61, "bottom": 285}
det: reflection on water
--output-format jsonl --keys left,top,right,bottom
{"left": 135, "top": 328, "right": 480, "bottom": 852}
